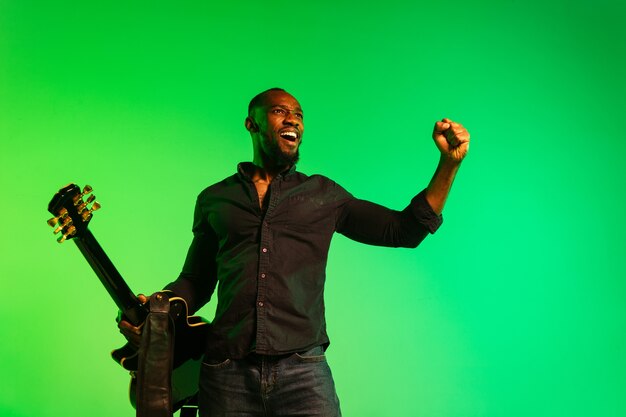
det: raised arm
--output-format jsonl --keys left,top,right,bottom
{"left": 425, "top": 118, "right": 470, "bottom": 215}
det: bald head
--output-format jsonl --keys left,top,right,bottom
{"left": 248, "top": 88, "right": 288, "bottom": 116}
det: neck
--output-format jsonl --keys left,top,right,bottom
{"left": 252, "top": 155, "right": 291, "bottom": 184}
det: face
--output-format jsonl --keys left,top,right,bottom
{"left": 247, "top": 90, "right": 304, "bottom": 166}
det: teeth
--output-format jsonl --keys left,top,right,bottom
{"left": 281, "top": 131, "right": 297, "bottom": 138}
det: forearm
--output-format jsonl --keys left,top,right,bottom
{"left": 425, "top": 156, "right": 461, "bottom": 215}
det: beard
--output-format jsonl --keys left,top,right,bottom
{"left": 267, "top": 138, "right": 301, "bottom": 166}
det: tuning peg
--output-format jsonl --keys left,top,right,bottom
{"left": 57, "top": 225, "right": 76, "bottom": 243}
{"left": 47, "top": 208, "right": 68, "bottom": 228}
{"left": 81, "top": 201, "right": 101, "bottom": 221}
{"left": 77, "top": 194, "right": 96, "bottom": 214}
{"left": 53, "top": 217, "right": 73, "bottom": 234}
{"left": 73, "top": 185, "right": 94, "bottom": 206}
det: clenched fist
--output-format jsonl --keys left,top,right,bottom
{"left": 432, "top": 118, "right": 470, "bottom": 163}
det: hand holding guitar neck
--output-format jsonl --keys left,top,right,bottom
{"left": 118, "top": 293, "right": 149, "bottom": 348}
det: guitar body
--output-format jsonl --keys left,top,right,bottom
{"left": 111, "top": 296, "right": 207, "bottom": 371}
{"left": 113, "top": 295, "right": 209, "bottom": 409}
{"left": 47, "top": 183, "right": 208, "bottom": 410}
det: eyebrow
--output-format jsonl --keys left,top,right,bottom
{"left": 269, "top": 104, "right": 303, "bottom": 113}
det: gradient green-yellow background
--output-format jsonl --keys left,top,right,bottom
{"left": 2, "top": 1, "right": 625, "bottom": 416}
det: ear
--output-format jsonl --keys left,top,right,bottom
{"left": 245, "top": 116, "right": 258, "bottom": 133}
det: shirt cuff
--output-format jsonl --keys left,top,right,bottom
{"left": 408, "top": 190, "right": 443, "bottom": 233}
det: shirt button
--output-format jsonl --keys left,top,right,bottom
{"left": 260, "top": 273, "right": 266, "bottom": 278}
{"left": 262, "top": 248, "right": 268, "bottom": 253}
{"left": 258, "top": 301, "right": 264, "bottom": 307}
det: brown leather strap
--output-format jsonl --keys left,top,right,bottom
{"left": 136, "top": 292, "right": 173, "bottom": 417}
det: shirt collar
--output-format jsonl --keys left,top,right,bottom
{"left": 237, "top": 162, "right": 297, "bottom": 182}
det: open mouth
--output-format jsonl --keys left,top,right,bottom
{"left": 279, "top": 130, "right": 299, "bottom": 142}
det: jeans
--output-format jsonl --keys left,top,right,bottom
{"left": 198, "top": 346, "right": 342, "bottom": 417}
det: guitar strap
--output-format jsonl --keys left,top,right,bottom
{"left": 136, "top": 292, "right": 174, "bottom": 417}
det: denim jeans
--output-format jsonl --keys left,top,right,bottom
{"left": 198, "top": 346, "right": 342, "bottom": 417}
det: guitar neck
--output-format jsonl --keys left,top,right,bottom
{"left": 74, "top": 229, "right": 147, "bottom": 326}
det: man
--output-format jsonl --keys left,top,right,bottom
{"left": 120, "top": 88, "right": 470, "bottom": 416}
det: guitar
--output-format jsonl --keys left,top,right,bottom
{"left": 47, "top": 183, "right": 208, "bottom": 409}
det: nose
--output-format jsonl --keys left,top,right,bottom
{"left": 283, "top": 111, "right": 300, "bottom": 126}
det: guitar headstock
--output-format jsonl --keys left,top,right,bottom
{"left": 47, "top": 183, "right": 101, "bottom": 243}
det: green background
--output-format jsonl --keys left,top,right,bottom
{"left": 1, "top": 1, "right": 625, "bottom": 416}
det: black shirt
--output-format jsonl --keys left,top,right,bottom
{"left": 165, "top": 163, "right": 443, "bottom": 359}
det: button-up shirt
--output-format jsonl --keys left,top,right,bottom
{"left": 165, "top": 162, "right": 442, "bottom": 359}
